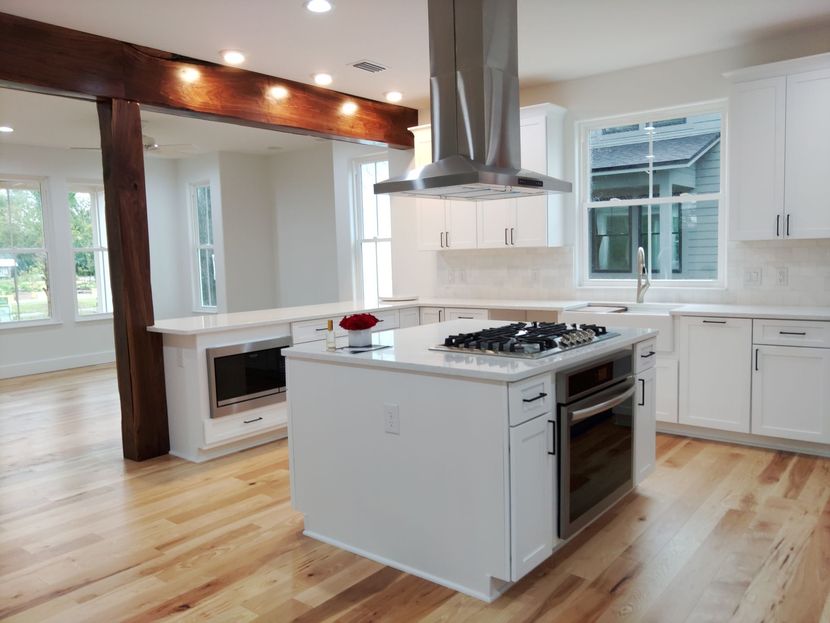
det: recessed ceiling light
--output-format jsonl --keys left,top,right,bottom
{"left": 304, "top": 0, "right": 333, "bottom": 13}
{"left": 313, "top": 73, "right": 333, "bottom": 86}
{"left": 341, "top": 101, "right": 358, "bottom": 115}
{"left": 384, "top": 91, "right": 403, "bottom": 103}
{"left": 0, "top": 126, "right": 13, "bottom": 133}
{"left": 268, "top": 85, "right": 289, "bottom": 100}
{"left": 220, "top": 49, "right": 246, "bottom": 65}
{"left": 180, "top": 67, "right": 200, "bottom": 83}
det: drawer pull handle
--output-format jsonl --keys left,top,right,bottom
{"left": 702, "top": 320, "right": 727, "bottom": 324}
{"left": 779, "top": 331, "right": 806, "bottom": 336}
{"left": 523, "top": 392, "right": 548, "bottom": 403}
{"left": 315, "top": 327, "right": 328, "bottom": 331}
{"left": 243, "top": 417, "right": 264, "bottom": 424}
{"left": 755, "top": 348, "right": 759, "bottom": 371}
{"left": 458, "top": 316, "right": 474, "bottom": 319}
{"left": 640, "top": 351, "right": 656, "bottom": 358}
{"left": 547, "top": 419, "right": 556, "bottom": 455}
{"left": 638, "top": 378, "right": 645, "bottom": 406}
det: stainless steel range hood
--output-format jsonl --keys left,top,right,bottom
{"left": 374, "top": 0, "right": 571, "bottom": 201}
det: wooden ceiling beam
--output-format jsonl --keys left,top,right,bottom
{"left": 0, "top": 11, "right": 418, "bottom": 148}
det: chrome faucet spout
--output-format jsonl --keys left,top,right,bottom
{"left": 636, "top": 246, "right": 651, "bottom": 304}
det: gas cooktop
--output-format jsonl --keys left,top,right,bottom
{"left": 430, "top": 322, "right": 619, "bottom": 359}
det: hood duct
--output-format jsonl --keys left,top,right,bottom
{"left": 374, "top": 0, "right": 571, "bottom": 201}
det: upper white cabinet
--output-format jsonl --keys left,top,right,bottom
{"left": 728, "top": 53, "right": 830, "bottom": 240}
{"left": 414, "top": 104, "right": 569, "bottom": 250}
{"left": 416, "top": 198, "right": 477, "bottom": 250}
{"left": 678, "top": 316, "right": 752, "bottom": 432}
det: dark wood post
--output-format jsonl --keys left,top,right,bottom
{"left": 97, "top": 98, "right": 169, "bottom": 461}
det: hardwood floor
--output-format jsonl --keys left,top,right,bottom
{"left": 1, "top": 365, "right": 829, "bottom": 622}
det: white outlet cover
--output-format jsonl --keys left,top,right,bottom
{"left": 776, "top": 266, "right": 789, "bottom": 287}
{"left": 384, "top": 403, "right": 400, "bottom": 435}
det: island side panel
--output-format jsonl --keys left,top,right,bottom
{"left": 286, "top": 357, "right": 511, "bottom": 599}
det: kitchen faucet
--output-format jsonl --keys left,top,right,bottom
{"left": 636, "top": 246, "right": 651, "bottom": 304}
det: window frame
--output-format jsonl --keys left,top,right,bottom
{"left": 0, "top": 175, "right": 57, "bottom": 328}
{"left": 188, "top": 181, "right": 218, "bottom": 313}
{"left": 575, "top": 100, "right": 728, "bottom": 290}
{"left": 68, "top": 182, "right": 112, "bottom": 320}
{"left": 351, "top": 155, "right": 393, "bottom": 302}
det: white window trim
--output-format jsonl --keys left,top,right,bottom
{"left": 188, "top": 181, "right": 217, "bottom": 313}
{"left": 351, "top": 155, "right": 392, "bottom": 302}
{"left": 68, "top": 183, "right": 112, "bottom": 320}
{"left": 0, "top": 174, "right": 58, "bottom": 328}
{"left": 574, "top": 99, "right": 728, "bottom": 290}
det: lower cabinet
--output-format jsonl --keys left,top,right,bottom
{"left": 420, "top": 307, "right": 443, "bottom": 325}
{"left": 634, "top": 367, "right": 657, "bottom": 484}
{"left": 678, "top": 317, "right": 752, "bottom": 433}
{"left": 509, "top": 413, "right": 555, "bottom": 581}
{"left": 751, "top": 345, "right": 830, "bottom": 443}
{"left": 655, "top": 357, "right": 678, "bottom": 423}
{"left": 419, "top": 307, "right": 488, "bottom": 324}
{"left": 398, "top": 307, "right": 420, "bottom": 328}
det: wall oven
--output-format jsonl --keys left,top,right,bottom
{"left": 206, "top": 337, "right": 291, "bottom": 418}
{"left": 557, "top": 350, "right": 635, "bottom": 539}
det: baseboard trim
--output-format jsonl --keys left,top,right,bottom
{"left": 0, "top": 351, "right": 116, "bottom": 379}
{"left": 657, "top": 422, "right": 830, "bottom": 458}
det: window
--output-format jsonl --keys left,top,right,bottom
{"left": 353, "top": 158, "right": 392, "bottom": 301}
{"left": 581, "top": 106, "right": 723, "bottom": 283}
{"left": 190, "top": 183, "right": 217, "bottom": 310}
{"left": 69, "top": 186, "right": 112, "bottom": 316}
{"left": 0, "top": 179, "right": 51, "bottom": 323}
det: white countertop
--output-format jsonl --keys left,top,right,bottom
{"left": 283, "top": 320, "right": 658, "bottom": 382}
{"left": 672, "top": 304, "right": 830, "bottom": 321}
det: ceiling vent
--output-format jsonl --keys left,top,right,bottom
{"left": 349, "top": 59, "right": 387, "bottom": 73}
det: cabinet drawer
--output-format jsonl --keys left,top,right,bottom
{"left": 372, "top": 310, "right": 399, "bottom": 332}
{"left": 634, "top": 338, "right": 658, "bottom": 372}
{"left": 202, "top": 404, "right": 287, "bottom": 449}
{"left": 291, "top": 317, "right": 347, "bottom": 344}
{"left": 508, "top": 374, "right": 554, "bottom": 426}
{"left": 445, "top": 308, "right": 489, "bottom": 321}
{"left": 399, "top": 307, "right": 420, "bottom": 328}
{"left": 753, "top": 319, "right": 830, "bottom": 348}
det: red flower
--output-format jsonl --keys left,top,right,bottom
{"left": 339, "top": 313, "right": 380, "bottom": 331}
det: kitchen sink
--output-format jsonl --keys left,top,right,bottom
{"left": 570, "top": 302, "right": 681, "bottom": 315}
{"left": 561, "top": 302, "right": 679, "bottom": 351}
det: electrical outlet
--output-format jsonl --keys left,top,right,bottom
{"left": 776, "top": 266, "right": 789, "bottom": 287}
{"left": 447, "top": 269, "right": 455, "bottom": 284}
{"left": 384, "top": 403, "right": 400, "bottom": 435}
{"left": 743, "top": 267, "right": 762, "bottom": 287}
{"left": 531, "top": 269, "right": 540, "bottom": 284}
{"left": 459, "top": 269, "right": 467, "bottom": 284}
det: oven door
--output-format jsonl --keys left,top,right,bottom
{"left": 559, "top": 378, "right": 636, "bottom": 539}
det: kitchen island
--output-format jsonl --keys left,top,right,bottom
{"left": 285, "top": 320, "right": 658, "bottom": 601}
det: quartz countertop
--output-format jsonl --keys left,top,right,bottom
{"left": 283, "top": 319, "right": 658, "bottom": 382}
{"left": 671, "top": 304, "right": 830, "bottom": 321}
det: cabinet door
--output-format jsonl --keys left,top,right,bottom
{"left": 419, "top": 307, "right": 444, "bottom": 325}
{"left": 445, "top": 200, "right": 478, "bottom": 249}
{"left": 785, "top": 68, "right": 830, "bottom": 239}
{"left": 635, "top": 367, "right": 657, "bottom": 484}
{"left": 416, "top": 198, "right": 446, "bottom": 251}
{"left": 515, "top": 114, "right": 549, "bottom": 247}
{"left": 477, "top": 199, "right": 515, "bottom": 248}
{"left": 509, "top": 415, "right": 554, "bottom": 581}
{"left": 729, "top": 78, "right": 786, "bottom": 241}
{"left": 678, "top": 317, "right": 752, "bottom": 432}
{"left": 752, "top": 345, "right": 830, "bottom": 443}
{"left": 655, "top": 357, "right": 678, "bottom": 423}
{"left": 398, "top": 307, "right": 420, "bottom": 328}
{"left": 412, "top": 125, "right": 433, "bottom": 168}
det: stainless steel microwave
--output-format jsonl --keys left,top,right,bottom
{"left": 206, "top": 337, "right": 291, "bottom": 418}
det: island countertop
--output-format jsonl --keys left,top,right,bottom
{"left": 284, "top": 320, "right": 658, "bottom": 382}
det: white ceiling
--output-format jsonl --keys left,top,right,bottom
{"left": 2, "top": 0, "right": 830, "bottom": 108}
{"left": 0, "top": 88, "right": 320, "bottom": 156}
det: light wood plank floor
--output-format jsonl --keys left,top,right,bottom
{"left": 1, "top": 365, "right": 829, "bottom": 622}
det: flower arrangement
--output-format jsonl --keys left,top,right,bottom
{"left": 339, "top": 313, "right": 380, "bottom": 331}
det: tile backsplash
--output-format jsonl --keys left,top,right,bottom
{"left": 434, "top": 240, "right": 830, "bottom": 306}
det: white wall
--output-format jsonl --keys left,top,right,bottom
{"left": 395, "top": 24, "right": 830, "bottom": 307}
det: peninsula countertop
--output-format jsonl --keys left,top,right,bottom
{"left": 283, "top": 319, "right": 658, "bottom": 383}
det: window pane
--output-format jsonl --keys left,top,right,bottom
{"left": 377, "top": 193, "right": 391, "bottom": 239}
{"left": 199, "top": 248, "right": 216, "bottom": 308}
{"left": 196, "top": 186, "right": 213, "bottom": 245}
{"left": 69, "top": 191, "right": 94, "bottom": 248}
{"left": 8, "top": 186, "right": 44, "bottom": 248}
{"left": 75, "top": 250, "right": 112, "bottom": 315}
{"left": 0, "top": 187, "right": 10, "bottom": 248}
{"left": 361, "top": 241, "right": 378, "bottom": 302}
{"left": 361, "top": 163, "right": 377, "bottom": 239}
{"left": 0, "top": 252, "right": 49, "bottom": 322}
{"left": 669, "top": 200, "right": 718, "bottom": 280}
{"left": 376, "top": 240, "right": 393, "bottom": 299}
{"left": 590, "top": 207, "right": 631, "bottom": 275}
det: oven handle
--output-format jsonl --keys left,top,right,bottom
{"left": 570, "top": 380, "right": 636, "bottom": 423}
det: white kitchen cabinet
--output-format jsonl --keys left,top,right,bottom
{"left": 729, "top": 77, "right": 786, "bottom": 241}
{"left": 419, "top": 307, "right": 443, "bottom": 325}
{"left": 411, "top": 124, "right": 432, "bottom": 168}
{"left": 371, "top": 310, "right": 399, "bottom": 332}
{"left": 444, "top": 308, "right": 488, "bottom": 321}
{"left": 751, "top": 345, "right": 830, "bottom": 444}
{"left": 678, "top": 317, "right": 752, "bottom": 432}
{"left": 416, "top": 198, "right": 477, "bottom": 250}
{"left": 509, "top": 413, "right": 555, "bottom": 581}
{"left": 634, "top": 367, "right": 657, "bottom": 484}
{"left": 655, "top": 357, "right": 679, "bottom": 423}
{"left": 784, "top": 67, "right": 830, "bottom": 239}
{"left": 398, "top": 307, "right": 420, "bottom": 328}
{"left": 477, "top": 198, "right": 515, "bottom": 248}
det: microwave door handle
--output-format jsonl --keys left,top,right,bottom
{"left": 570, "top": 382, "right": 637, "bottom": 424}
